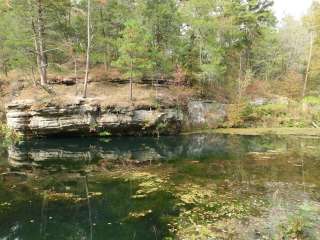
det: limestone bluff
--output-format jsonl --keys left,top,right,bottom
{"left": 5, "top": 98, "right": 184, "bottom": 137}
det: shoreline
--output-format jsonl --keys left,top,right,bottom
{"left": 182, "top": 128, "right": 320, "bottom": 137}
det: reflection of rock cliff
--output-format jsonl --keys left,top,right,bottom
{"left": 8, "top": 133, "right": 304, "bottom": 170}
{"left": 7, "top": 134, "right": 232, "bottom": 169}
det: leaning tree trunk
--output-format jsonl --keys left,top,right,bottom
{"left": 83, "top": 0, "right": 91, "bottom": 98}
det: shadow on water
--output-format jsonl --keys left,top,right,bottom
{"left": 0, "top": 133, "right": 320, "bottom": 239}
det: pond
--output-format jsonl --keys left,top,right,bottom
{"left": 0, "top": 133, "right": 320, "bottom": 239}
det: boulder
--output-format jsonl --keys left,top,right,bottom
{"left": 187, "top": 100, "right": 226, "bottom": 129}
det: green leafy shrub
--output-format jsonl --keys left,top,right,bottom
{"left": 0, "top": 123, "right": 21, "bottom": 145}
{"left": 225, "top": 102, "right": 289, "bottom": 128}
{"left": 98, "top": 131, "right": 112, "bottom": 137}
{"left": 224, "top": 101, "right": 318, "bottom": 128}
{"left": 252, "top": 103, "right": 287, "bottom": 118}
{"left": 303, "top": 96, "right": 320, "bottom": 105}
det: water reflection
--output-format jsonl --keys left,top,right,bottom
{"left": 0, "top": 133, "right": 320, "bottom": 239}
{"left": 7, "top": 134, "right": 235, "bottom": 170}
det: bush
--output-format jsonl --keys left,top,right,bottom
{"left": 303, "top": 96, "right": 320, "bottom": 105}
{"left": 0, "top": 123, "right": 21, "bottom": 145}
{"left": 252, "top": 103, "right": 287, "bottom": 118}
{"left": 225, "top": 102, "right": 254, "bottom": 128}
{"left": 225, "top": 101, "right": 312, "bottom": 128}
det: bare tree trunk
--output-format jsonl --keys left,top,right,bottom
{"left": 130, "top": 58, "right": 133, "bottom": 101}
{"left": 83, "top": 0, "right": 91, "bottom": 98}
{"left": 33, "top": 35, "right": 42, "bottom": 79}
{"left": 31, "top": 66, "right": 37, "bottom": 86}
{"left": 74, "top": 57, "right": 77, "bottom": 82}
{"left": 74, "top": 56, "right": 78, "bottom": 95}
{"left": 303, "top": 32, "right": 314, "bottom": 98}
{"left": 37, "top": 0, "right": 47, "bottom": 86}
{"left": 238, "top": 53, "right": 243, "bottom": 102}
{"left": 99, "top": 6, "right": 108, "bottom": 73}
{"left": 104, "top": 52, "right": 108, "bottom": 72}
{"left": 3, "top": 61, "right": 8, "bottom": 77}
{"left": 199, "top": 37, "right": 202, "bottom": 94}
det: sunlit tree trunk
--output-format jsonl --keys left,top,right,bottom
{"left": 31, "top": 0, "right": 47, "bottom": 86}
{"left": 130, "top": 58, "right": 133, "bottom": 101}
{"left": 83, "top": 0, "right": 91, "bottom": 98}
{"left": 303, "top": 32, "right": 314, "bottom": 98}
{"left": 238, "top": 53, "right": 243, "bottom": 102}
{"left": 37, "top": 0, "right": 47, "bottom": 85}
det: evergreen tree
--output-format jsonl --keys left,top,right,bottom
{"left": 138, "top": 0, "right": 181, "bottom": 79}
{"left": 116, "top": 19, "right": 153, "bottom": 100}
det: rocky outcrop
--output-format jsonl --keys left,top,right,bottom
{"left": 187, "top": 100, "right": 227, "bottom": 129}
{"left": 5, "top": 97, "right": 231, "bottom": 137}
{"left": 6, "top": 98, "right": 183, "bottom": 137}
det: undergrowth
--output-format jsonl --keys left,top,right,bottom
{"left": 0, "top": 123, "right": 21, "bottom": 146}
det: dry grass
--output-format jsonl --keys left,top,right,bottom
{"left": 10, "top": 81, "right": 194, "bottom": 109}
{"left": 1, "top": 67, "right": 195, "bottom": 109}
{"left": 210, "top": 128, "right": 320, "bottom": 136}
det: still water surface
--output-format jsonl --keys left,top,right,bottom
{"left": 0, "top": 133, "right": 319, "bottom": 239}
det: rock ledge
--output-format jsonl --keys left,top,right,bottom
{"left": 6, "top": 98, "right": 183, "bottom": 137}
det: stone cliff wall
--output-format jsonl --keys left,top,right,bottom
{"left": 6, "top": 99, "right": 183, "bottom": 137}
{"left": 5, "top": 98, "right": 228, "bottom": 137}
{"left": 6, "top": 95, "right": 319, "bottom": 137}
{"left": 186, "top": 100, "right": 227, "bottom": 129}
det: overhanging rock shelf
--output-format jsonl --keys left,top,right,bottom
{"left": 6, "top": 98, "right": 183, "bottom": 137}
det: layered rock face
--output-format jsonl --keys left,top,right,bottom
{"left": 187, "top": 100, "right": 227, "bottom": 129}
{"left": 6, "top": 99, "right": 183, "bottom": 137}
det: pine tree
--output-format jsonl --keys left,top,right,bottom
{"left": 116, "top": 19, "right": 153, "bottom": 100}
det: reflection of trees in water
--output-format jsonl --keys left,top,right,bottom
{"left": 1, "top": 134, "right": 320, "bottom": 239}
{"left": 3, "top": 134, "right": 320, "bottom": 185}
{"left": 0, "top": 171, "right": 172, "bottom": 240}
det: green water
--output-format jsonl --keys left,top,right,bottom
{"left": 0, "top": 133, "right": 320, "bottom": 239}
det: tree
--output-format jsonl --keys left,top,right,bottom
{"left": 303, "top": 31, "right": 314, "bottom": 98}
{"left": 92, "top": 0, "right": 133, "bottom": 71}
{"left": 33, "top": 0, "right": 48, "bottom": 85}
{"left": 116, "top": 19, "right": 153, "bottom": 100}
{"left": 3, "top": 0, "right": 314, "bottom": 103}
{"left": 180, "top": 0, "right": 227, "bottom": 94}
{"left": 83, "top": 0, "right": 91, "bottom": 98}
{"left": 303, "top": 1, "right": 320, "bottom": 96}
{"left": 179, "top": 0, "right": 275, "bottom": 99}
{"left": 251, "top": 28, "right": 283, "bottom": 82}
{"left": 138, "top": 0, "right": 181, "bottom": 80}
{"left": 1, "top": 0, "right": 75, "bottom": 85}
{"left": 0, "top": 1, "right": 35, "bottom": 77}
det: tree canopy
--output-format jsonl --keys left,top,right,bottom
{"left": 0, "top": 0, "right": 318, "bottom": 101}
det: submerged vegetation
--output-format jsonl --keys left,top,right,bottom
{"left": 0, "top": 0, "right": 320, "bottom": 239}
{"left": 0, "top": 133, "right": 320, "bottom": 239}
